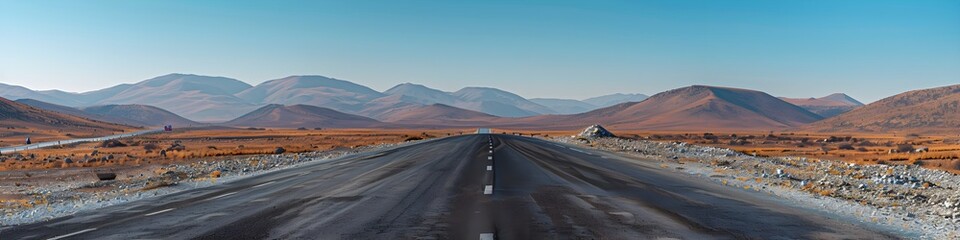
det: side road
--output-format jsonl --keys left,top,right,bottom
{"left": 0, "top": 129, "right": 163, "bottom": 154}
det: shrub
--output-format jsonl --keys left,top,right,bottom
{"left": 897, "top": 144, "right": 915, "bottom": 153}
{"left": 143, "top": 143, "right": 160, "bottom": 152}
{"left": 100, "top": 139, "right": 127, "bottom": 148}
{"left": 838, "top": 144, "right": 855, "bottom": 150}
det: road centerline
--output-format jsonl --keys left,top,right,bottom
{"left": 204, "top": 192, "right": 237, "bottom": 201}
{"left": 47, "top": 228, "right": 97, "bottom": 240}
{"left": 144, "top": 208, "right": 175, "bottom": 216}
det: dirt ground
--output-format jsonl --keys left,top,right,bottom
{"left": 0, "top": 127, "right": 470, "bottom": 171}
{"left": 0, "top": 125, "right": 136, "bottom": 148}
{"left": 490, "top": 128, "right": 960, "bottom": 174}
{"left": 608, "top": 130, "right": 960, "bottom": 174}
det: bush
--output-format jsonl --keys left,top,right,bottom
{"left": 143, "top": 143, "right": 160, "bottom": 152}
{"left": 100, "top": 139, "right": 127, "bottom": 148}
{"left": 856, "top": 147, "right": 868, "bottom": 152}
{"left": 838, "top": 144, "right": 855, "bottom": 150}
{"left": 897, "top": 144, "right": 915, "bottom": 153}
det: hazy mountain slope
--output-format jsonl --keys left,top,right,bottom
{"left": 356, "top": 95, "right": 428, "bottom": 120}
{"left": 82, "top": 105, "right": 199, "bottom": 127}
{"left": 511, "top": 86, "right": 822, "bottom": 131}
{"left": 0, "top": 83, "right": 85, "bottom": 106}
{"left": 780, "top": 93, "right": 865, "bottom": 118}
{"left": 95, "top": 74, "right": 258, "bottom": 122}
{"left": 529, "top": 98, "right": 598, "bottom": 114}
{"left": 14, "top": 99, "right": 93, "bottom": 118}
{"left": 452, "top": 87, "right": 555, "bottom": 117}
{"left": 583, "top": 93, "right": 649, "bottom": 108}
{"left": 225, "top": 104, "right": 384, "bottom": 129}
{"left": 384, "top": 83, "right": 555, "bottom": 117}
{"left": 16, "top": 99, "right": 199, "bottom": 127}
{"left": 73, "top": 84, "right": 135, "bottom": 105}
{"left": 804, "top": 84, "right": 960, "bottom": 133}
{"left": 237, "top": 76, "right": 385, "bottom": 114}
{"left": 377, "top": 104, "right": 502, "bottom": 126}
{"left": 383, "top": 83, "right": 460, "bottom": 105}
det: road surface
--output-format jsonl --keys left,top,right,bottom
{"left": 1, "top": 134, "right": 898, "bottom": 239}
{"left": 0, "top": 129, "right": 163, "bottom": 154}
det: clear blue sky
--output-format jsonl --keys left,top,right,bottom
{"left": 1, "top": 0, "right": 958, "bottom": 103}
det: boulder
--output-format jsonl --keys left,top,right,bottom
{"left": 274, "top": 147, "right": 286, "bottom": 154}
{"left": 96, "top": 172, "right": 117, "bottom": 181}
{"left": 578, "top": 124, "right": 615, "bottom": 138}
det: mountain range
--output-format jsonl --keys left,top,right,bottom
{"left": 14, "top": 99, "right": 198, "bottom": 127}
{"left": 804, "top": 84, "right": 960, "bottom": 133}
{"left": 780, "top": 93, "right": 865, "bottom": 118}
{"left": 503, "top": 85, "right": 824, "bottom": 131}
{"left": 27, "top": 73, "right": 960, "bottom": 133}
{"left": 0, "top": 74, "right": 648, "bottom": 122}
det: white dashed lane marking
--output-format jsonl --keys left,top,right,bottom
{"left": 480, "top": 233, "right": 495, "bottom": 240}
{"left": 205, "top": 192, "right": 237, "bottom": 201}
{"left": 486, "top": 165, "right": 493, "bottom": 171}
{"left": 47, "top": 228, "right": 97, "bottom": 240}
{"left": 144, "top": 208, "right": 175, "bottom": 216}
{"left": 251, "top": 181, "right": 276, "bottom": 188}
{"left": 487, "top": 156, "right": 492, "bottom": 160}
{"left": 484, "top": 185, "right": 493, "bottom": 195}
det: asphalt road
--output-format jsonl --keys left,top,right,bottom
{"left": 1, "top": 134, "right": 898, "bottom": 239}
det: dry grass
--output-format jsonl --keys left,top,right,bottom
{"left": 0, "top": 128, "right": 463, "bottom": 171}
{"left": 610, "top": 130, "right": 960, "bottom": 174}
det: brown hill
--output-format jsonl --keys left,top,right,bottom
{"left": 804, "top": 84, "right": 960, "bottom": 133}
{"left": 780, "top": 93, "right": 865, "bottom": 118}
{"left": 507, "top": 85, "right": 823, "bottom": 131}
{"left": 0, "top": 97, "right": 134, "bottom": 145}
{"left": 82, "top": 105, "right": 200, "bottom": 127}
{"left": 16, "top": 99, "right": 199, "bottom": 127}
{"left": 225, "top": 104, "right": 385, "bottom": 129}
{"left": 379, "top": 104, "right": 503, "bottom": 127}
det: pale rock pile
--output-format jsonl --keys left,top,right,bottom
{"left": 578, "top": 124, "right": 615, "bottom": 138}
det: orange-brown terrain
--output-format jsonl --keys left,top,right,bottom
{"left": 0, "top": 128, "right": 465, "bottom": 171}
{"left": 804, "top": 84, "right": 960, "bottom": 134}
{"left": 587, "top": 130, "right": 960, "bottom": 174}
{"left": 0, "top": 97, "right": 136, "bottom": 147}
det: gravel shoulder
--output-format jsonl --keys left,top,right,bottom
{"left": 549, "top": 136, "right": 960, "bottom": 239}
